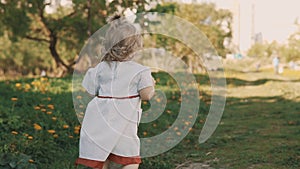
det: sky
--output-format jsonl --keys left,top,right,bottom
{"left": 201, "top": 0, "right": 300, "bottom": 44}
{"left": 48, "top": 0, "right": 300, "bottom": 51}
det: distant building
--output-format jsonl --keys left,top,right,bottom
{"left": 231, "top": 0, "right": 260, "bottom": 54}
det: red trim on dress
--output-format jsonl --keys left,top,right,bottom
{"left": 108, "top": 153, "right": 141, "bottom": 165}
{"left": 75, "top": 158, "right": 104, "bottom": 168}
{"left": 75, "top": 154, "right": 141, "bottom": 168}
{"left": 97, "top": 95, "right": 140, "bottom": 99}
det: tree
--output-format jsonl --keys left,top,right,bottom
{"left": 248, "top": 24, "right": 300, "bottom": 63}
{"left": 286, "top": 23, "right": 300, "bottom": 61}
{"left": 175, "top": 3, "right": 232, "bottom": 57}
{"left": 0, "top": 0, "right": 148, "bottom": 76}
{"left": 143, "top": 2, "right": 232, "bottom": 72}
{"left": 247, "top": 43, "right": 268, "bottom": 58}
{"left": 0, "top": 33, "right": 51, "bottom": 76}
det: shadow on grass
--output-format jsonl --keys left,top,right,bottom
{"left": 193, "top": 72, "right": 300, "bottom": 87}
{"left": 226, "top": 77, "right": 300, "bottom": 87}
{"left": 198, "top": 94, "right": 300, "bottom": 169}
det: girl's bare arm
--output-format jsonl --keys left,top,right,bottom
{"left": 139, "top": 77, "right": 155, "bottom": 100}
{"left": 139, "top": 86, "right": 155, "bottom": 100}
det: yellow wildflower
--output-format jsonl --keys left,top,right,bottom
{"left": 74, "top": 130, "right": 79, "bottom": 134}
{"left": 46, "top": 111, "right": 52, "bottom": 115}
{"left": 41, "top": 77, "right": 48, "bottom": 81}
{"left": 11, "top": 98, "right": 18, "bottom": 101}
{"left": 53, "top": 134, "right": 59, "bottom": 138}
{"left": 25, "top": 83, "right": 31, "bottom": 90}
{"left": 63, "top": 124, "right": 69, "bottom": 129}
{"left": 33, "top": 123, "right": 42, "bottom": 131}
{"left": 52, "top": 117, "right": 57, "bottom": 121}
{"left": 15, "top": 83, "right": 21, "bottom": 88}
{"left": 74, "top": 125, "right": 81, "bottom": 134}
{"left": 28, "top": 136, "right": 33, "bottom": 140}
{"left": 34, "top": 106, "right": 40, "bottom": 110}
{"left": 33, "top": 81, "right": 41, "bottom": 88}
{"left": 11, "top": 131, "right": 18, "bottom": 135}
{"left": 143, "top": 131, "right": 147, "bottom": 136}
{"left": 156, "top": 98, "right": 161, "bottom": 103}
{"left": 78, "top": 114, "right": 83, "bottom": 119}
{"left": 47, "top": 130, "right": 55, "bottom": 134}
{"left": 74, "top": 125, "right": 81, "bottom": 131}
{"left": 28, "top": 159, "right": 34, "bottom": 163}
{"left": 47, "top": 104, "right": 55, "bottom": 110}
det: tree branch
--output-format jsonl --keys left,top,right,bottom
{"left": 66, "top": 10, "right": 77, "bottom": 18}
{"left": 43, "top": 2, "right": 51, "bottom": 8}
{"left": 37, "top": 2, "right": 51, "bottom": 35}
{"left": 55, "top": 10, "right": 77, "bottom": 24}
{"left": 49, "top": 31, "right": 69, "bottom": 70}
{"left": 25, "top": 35, "right": 50, "bottom": 43}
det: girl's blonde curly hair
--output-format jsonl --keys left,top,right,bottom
{"left": 101, "top": 14, "right": 142, "bottom": 62}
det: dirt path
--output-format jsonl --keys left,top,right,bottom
{"left": 226, "top": 71, "right": 300, "bottom": 101}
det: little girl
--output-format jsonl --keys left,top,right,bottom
{"left": 75, "top": 15, "right": 155, "bottom": 169}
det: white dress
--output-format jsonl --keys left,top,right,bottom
{"left": 79, "top": 61, "right": 153, "bottom": 162}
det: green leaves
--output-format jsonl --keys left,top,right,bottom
{"left": 0, "top": 0, "right": 150, "bottom": 75}
{"left": 175, "top": 3, "right": 232, "bottom": 57}
{"left": 0, "top": 1, "right": 30, "bottom": 41}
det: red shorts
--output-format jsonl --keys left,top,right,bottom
{"left": 75, "top": 154, "right": 142, "bottom": 169}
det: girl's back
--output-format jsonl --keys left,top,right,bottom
{"left": 76, "top": 14, "right": 154, "bottom": 169}
{"left": 94, "top": 61, "right": 151, "bottom": 97}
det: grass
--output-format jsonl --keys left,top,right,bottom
{"left": 0, "top": 68, "right": 300, "bottom": 169}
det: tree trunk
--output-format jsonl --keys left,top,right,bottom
{"left": 49, "top": 31, "right": 69, "bottom": 77}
